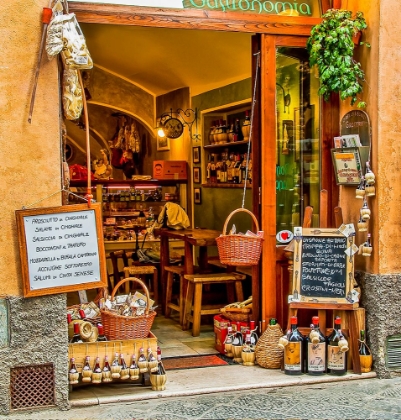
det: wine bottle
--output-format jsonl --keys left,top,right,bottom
{"left": 249, "top": 320, "right": 259, "bottom": 348}
{"left": 68, "top": 357, "right": 79, "bottom": 385}
{"left": 120, "top": 354, "right": 130, "bottom": 380}
{"left": 284, "top": 316, "right": 304, "bottom": 375}
{"left": 79, "top": 309, "right": 86, "bottom": 319}
{"left": 81, "top": 356, "right": 93, "bottom": 383}
{"left": 147, "top": 347, "right": 158, "bottom": 373}
{"left": 359, "top": 330, "right": 370, "bottom": 356}
{"left": 92, "top": 356, "right": 102, "bottom": 384}
{"left": 232, "top": 322, "right": 243, "bottom": 346}
{"left": 224, "top": 324, "right": 234, "bottom": 358}
{"left": 241, "top": 329, "right": 256, "bottom": 366}
{"left": 111, "top": 352, "right": 122, "bottom": 379}
{"left": 67, "top": 313, "right": 72, "bottom": 324}
{"left": 129, "top": 355, "right": 140, "bottom": 380}
{"left": 69, "top": 322, "right": 83, "bottom": 343}
{"left": 306, "top": 316, "right": 326, "bottom": 375}
{"left": 102, "top": 355, "right": 112, "bottom": 383}
{"left": 138, "top": 347, "right": 149, "bottom": 373}
{"left": 327, "top": 317, "right": 348, "bottom": 376}
{"left": 97, "top": 323, "right": 108, "bottom": 341}
{"left": 149, "top": 347, "right": 167, "bottom": 391}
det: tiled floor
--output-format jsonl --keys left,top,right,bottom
{"left": 151, "top": 313, "right": 218, "bottom": 358}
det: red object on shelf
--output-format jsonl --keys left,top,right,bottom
{"left": 69, "top": 164, "right": 95, "bottom": 181}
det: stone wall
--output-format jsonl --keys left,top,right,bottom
{"left": 0, "top": 294, "right": 68, "bottom": 415}
{"left": 357, "top": 271, "right": 401, "bottom": 378}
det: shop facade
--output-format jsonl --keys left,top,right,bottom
{"left": 1, "top": 0, "right": 401, "bottom": 415}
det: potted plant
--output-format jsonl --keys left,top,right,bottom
{"left": 307, "top": 9, "right": 370, "bottom": 108}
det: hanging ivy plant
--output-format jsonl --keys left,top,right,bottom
{"left": 307, "top": 9, "right": 370, "bottom": 108}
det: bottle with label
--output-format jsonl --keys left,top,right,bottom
{"left": 102, "top": 355, "right": 112, "bottom": 383}
{"left": 92, "top": 357, "right": 103, "bottom": 384}
{"left": 81, "top": 356, "right": 93, "bottom": 383}
{"left": 97, "top": 324, "right": 107, "bottom": 341}
{"left": 233, "top": 118, "right": 243, "bottom": 142}
{"left": 284, "top": 316, "right": 304, "bottom": 375}
{"left": 68, "top": 357, "right": 79, "bottom": 385}
{"left": 306, "top": 316, "right": 327, "bottom": 375}
{"left": 327, "top": 317, "right": 348, "bottom": 376}
{"left": 70, "top": 322, "right": 83, "bottom": 343}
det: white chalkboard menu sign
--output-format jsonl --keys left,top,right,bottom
{"left": 15, "top": 203, "right": 107, "bottom": 298}
{"left": 291, "top": 227, "right": 356, "bottom": 304}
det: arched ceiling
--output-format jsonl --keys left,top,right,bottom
{"left": 80, "top": 24, "right": 253, "bottom": 97}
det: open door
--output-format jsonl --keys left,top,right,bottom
{"left": 259, "top": 35, "right": 337, "bottom": 329}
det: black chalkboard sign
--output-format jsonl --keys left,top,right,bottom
{"left": 292, "top": 228, "right": 354, "bottom": 303}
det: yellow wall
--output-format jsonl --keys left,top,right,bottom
{"left": 0, "top": 0, "right": 61, "bottom": 296}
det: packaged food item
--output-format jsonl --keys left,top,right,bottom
{"left": 62, "top": 68, "right": 83, "bottom": 120}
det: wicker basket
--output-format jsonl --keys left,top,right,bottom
{"left": 216, "top": 208, "right": 263, "bottom": 266}
{"left": 220, "top": 307, "right": 251, "bottom": 323}
{"left": 255, "top": 322, "right": 284, "bottom": 369}
{"left": 101, "top": 277, "right": 156, "bottom": 340}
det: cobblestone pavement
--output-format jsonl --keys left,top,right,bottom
{"left": 3, "top": 377, "right": 401, "bottom": 419}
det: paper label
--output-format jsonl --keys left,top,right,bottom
{"left": 327, "top": 345, "right": 346, "bottom": 370}
{"left": 308, "top": 342, "right": 326, "bottom": 372}
{"left": 284, "top": 342, "right": 302, "bottom": 371}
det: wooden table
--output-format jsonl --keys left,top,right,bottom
{"left": 159, "top": 228, "right": 221, "bottom": 313}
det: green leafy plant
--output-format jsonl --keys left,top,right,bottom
{"left": 307, "top": 9, "right": 370, "bottom": 108}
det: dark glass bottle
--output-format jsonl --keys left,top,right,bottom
{"left": 102, "top": 355, "right": 112, "bottom": 383}
{"left": 92, "top": 356, "right": 103, "bottom": 384}
{"left": 232, "top": 322, "right": 244, "bottom": 346}
{"left": 151, "top": 346, "right": 166, "bottom": 376}
{"left": 233, "top": 118, "right": 243, "bottom": 141}
{"left": 82, "top": 356, "right": 93, "bottom": 383}
{"left": 359, "top": 330, "right": 371, "bottom": 356}
{"left": 284, "top": 316, "right": 304, "bottom": 375}
{"left": 68, "top": 357, "right": 79, "bottom": 385}
{"left": 70, "top": 322, "right": 83, "bottom": 343}
{"left": 249, "top": 320, "right": 259, "bottom": 348}
{"left": 327, "top": 317, "right": 348, "bottom": 376}
{"left": 97, "top": 324, "right": 108, "bottom": 342}
{"left": 306, "top": 316, "right": 327, "bottom": 375}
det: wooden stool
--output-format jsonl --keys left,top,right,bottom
{"left": 123, "top": 265, "right": 158, "bottom": 306}
{"left": 165, "top": 266, "right": 186, "bottom": 325}
{"left": 183, "top": 272, "right": 246, "bottom": 337}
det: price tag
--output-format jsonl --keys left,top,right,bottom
{"left": 78, "top": 290, "right": 88, "bottom": 304}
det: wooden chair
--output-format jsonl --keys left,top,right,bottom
{"left": 123, "top": 265, "right": 159, "bottom": 306}
{"left": 183, "top": 272, "right": 247, "bottom": 337}
{"left": 164, "top": 265, "right": 186, "bottom": 325}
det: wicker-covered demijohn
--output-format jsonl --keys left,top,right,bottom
{"left": 255, "top": 321, "right": 284, "bottom": 369}
{"left": 216, "top": 208, "right": 263, "bottom": 266}
{"left": 101, "top": 277, "right": 156, "bottom": 340}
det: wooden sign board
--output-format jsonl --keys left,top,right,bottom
{"left": 15, "top": 203, "right": 107, "bottom": 298}
{"left": 291, "top": 227, "right": 355, "bottom": 304}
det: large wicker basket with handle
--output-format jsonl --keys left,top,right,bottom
{"left": 101, "top": 277, "right": 156, "bottom": 340}
{"left": 255, "top": 321, "right": 284, "bottom": 369}
{"left": 216, "top": 208, "right": 263, "bottom": 266}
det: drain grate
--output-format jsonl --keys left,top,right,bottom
{"left": 10, "top": 363, "right": 55, "bottom": 410}
{"left": 386, "top": 335, "right": 401, "bottom": 369}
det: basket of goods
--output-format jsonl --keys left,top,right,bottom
{"left": 216, "top": 208, "right": 264, "bottom": 266}
{"left": 100, "top": 277, "right": 157, "bottom": 340}
{"left": 220, "top": 297, "right": 252, "bottom": 323}
{"left": 255, "top": 318, "right": 284, "bottom": 369}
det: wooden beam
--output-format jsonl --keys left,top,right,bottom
{"left": 69, "top": 3, "right": 321, "bottom": 34}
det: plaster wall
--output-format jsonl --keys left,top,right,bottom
{"left": 0, "top": 0, "right": 69, "bottom": 413}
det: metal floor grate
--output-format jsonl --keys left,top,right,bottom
{"left": 10, "top": 363, "right": 55, "bottom": 410}
{"left": 386, "top": 335, "right": 401, "bottom": 369}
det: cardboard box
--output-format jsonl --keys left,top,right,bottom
{"left": 213, "top": 315, "right": 230, "bottom": 354}
{"left": 153, "top": 160, "right": 187, "bottom": 180}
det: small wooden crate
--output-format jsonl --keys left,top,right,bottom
{"left": 68, "top": 332, "right": 157, "bottom": 374}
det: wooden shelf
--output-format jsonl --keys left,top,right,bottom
{"left": 203, "top": 140, "right": 250, "bottom": 149}
{"left": 202, "top": 183, "right": 251, "bottom": 189}
{"left": 70, "top": 179, "right": 187, "bottom": 187}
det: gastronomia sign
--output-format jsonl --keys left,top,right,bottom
{"left": 183, "top": 0, "right": 319, "bottom": 16}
